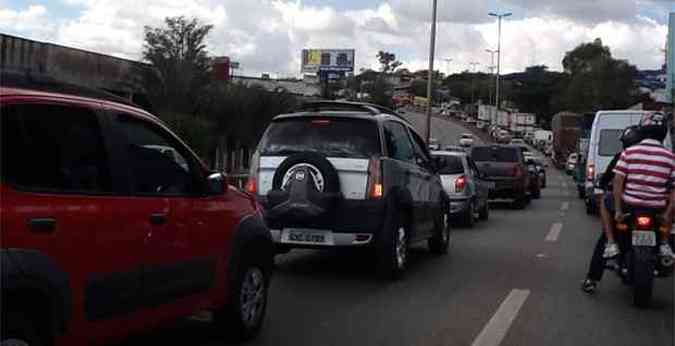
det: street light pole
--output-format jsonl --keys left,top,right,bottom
{"left": 489, "top": 11, "right": 511, "bottom": 110}
{"left": 485, "top": 49, "right": 498, "bottom": 106}
{"left": 469, "top": 62, "right": 480, "bottom": 105}
{"left": 443, "top": 58, "right": 452, "bottom": 77}
{"left": 426, "top": 0, "right": 438, "bottom": 145}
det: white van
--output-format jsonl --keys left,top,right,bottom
{"left": 584, "top": 110, "right": 672, "bottom": 211}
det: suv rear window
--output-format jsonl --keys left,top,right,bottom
{"left": 471, "top": 147, "right": 520, "bottom": 162}
{"left": 434, "top": 155, "right": 464, "bottom": 174}
{"left": 260, "top": 118, "right": 381, "bottom": 158}
{"left": 598, "top": 129, "right": 623, "bottom": 157}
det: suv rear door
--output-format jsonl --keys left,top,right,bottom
{"left": 256, "top": 117, "right": 380, "bottom": 200}
{"left": 0, "top": 100, "right": 146, "bottom": 342}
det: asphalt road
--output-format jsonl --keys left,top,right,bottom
{"left": 118, "top": 114, "right": 673, "bottom": 346}
{"left": 399, "top": 109, "right": 484, "bottom": 147}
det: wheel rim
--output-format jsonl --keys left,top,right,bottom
{"left": 396, "top": 226, "right": 407, "bottom": 268}
{"left": 1, "top": 339, "right": 30, "bottom": 346}
{"left": 240, "top": 267, "right": 266, "bottom": 328}
{"left": 281, "top": 163, "right": 325, "bottom": 191}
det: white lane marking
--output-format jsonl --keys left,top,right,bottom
{"left": 471, "top": 289, "right": 531, "bottom": 346}
{"left": 545, "top": 223, "right": 563, "bottom": 242}
{"left": 561, "top": 202, "right": 569, "bottom": 211}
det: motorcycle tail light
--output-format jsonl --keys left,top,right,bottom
{"left": 636, "top": 216, "right": 652, "bottom": 230}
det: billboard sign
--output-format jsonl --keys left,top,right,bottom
{"left": 302, "top": 49, "right": 355, "bottom": 73}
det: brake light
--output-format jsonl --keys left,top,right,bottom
{"left": 512, "top": 166, "right": 522, "bottom": 178}
{"left": 367, "top": 157, "right": 383, "bottom": 199}
{"left": 455, "top": 175, "right": 466, "bottom": 193}
{"left": 311, "top": 119, "right": 331, "bottom": 125}
{"left": 245, "top": 150, "right": 260, "bottom": 194}
{"left": 636, "top": 216, "right": 652, "bottom": 230}
{"left": 586, "top": 164, "right": 595, "bottom": 181}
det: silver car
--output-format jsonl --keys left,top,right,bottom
{"left": 431, "top": 151, "right": 490, "bottom": 227}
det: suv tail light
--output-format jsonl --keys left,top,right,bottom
{"left": 586, "top": 164, "right": 595, "bottom": 181}
{"left": 245, "top": 150, "right": 260, "bottom": 194}
{"left": 455, "top": 175, "right": 466, "bottom": 193}
{"left": 367, "top": 157, "right": 383, "bottom": 199}
{"left": 512, "top": 166, "right": 522, "bottom": 178}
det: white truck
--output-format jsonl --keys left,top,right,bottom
{"left": 477, "top": 105, "right": 495, "bottom": 129}
{"left": 510, "top": 113, "right": 536, "bottom": 137}
{"left": 496, "top": 109, "right": 509, "bottom": 127}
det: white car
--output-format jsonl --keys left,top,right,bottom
{"left": 458, "top": 133, "right": 474, "bottom": 147}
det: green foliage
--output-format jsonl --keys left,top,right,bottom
{"left": 377, "top": 51, "right": 402, "bottom": 73}
{"left": 143, "top": 16, "right": 213, "bottom": 113}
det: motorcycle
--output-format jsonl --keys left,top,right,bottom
{"left": 607, "top": 212, "right": 674, "bottom": 308}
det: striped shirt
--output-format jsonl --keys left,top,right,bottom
{"left": 613, "top": 139, "right": 675, "bottom": 208}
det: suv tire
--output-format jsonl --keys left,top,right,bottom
{"left": 512, "top": 195, "right": 527, "bottom": 209}
{"left": 272, "top": 152, "right": 340, "bottom": 192}
{"left": 1, "top": 309, "right": 45, "bottom": 346}
{"left": 462, "top": 201, "right": 475, "bottom": 228}
{"left": 429, "top": 211, "right": 450, "bottom": 255}
{"left": 478, "top": 202, "right": 489, "bottom": 220}
{"left": 215, "top": 250, "right": 270, "bottom": 341}
{"left": 377, "top": 208, "right": 409, "bottom": 280}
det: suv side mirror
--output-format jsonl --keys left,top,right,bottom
{"left": 207, "top": 172, "right": 228, "bottom": 195}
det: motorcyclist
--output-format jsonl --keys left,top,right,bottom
{"left": 613, "top": 112, "right": 675, "bottom": 258}
{"left": 581, "top": 125, "right": 642, "bottom": 294}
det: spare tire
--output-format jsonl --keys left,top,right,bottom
{"left": 272, "top": 152, "right": 340, "bottom": 193}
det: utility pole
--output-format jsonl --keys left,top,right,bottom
{"left": 489, "top": 11, "right": 511, "bottom": 110}
{"left": 425, "top": 0, "right": 438, "bottom": 144}
{"left": 469, "top": 62, "right": 480, "bottom": 105}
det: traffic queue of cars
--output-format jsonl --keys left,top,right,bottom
{"left": 0, "top": 85, "right": 549, "bottom": 346}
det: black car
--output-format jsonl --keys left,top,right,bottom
{"left": 248, "top": 101, "right": 450, "bottom": 279}
{"left": 471, "top": 145, "right": 531, "bottom": 209}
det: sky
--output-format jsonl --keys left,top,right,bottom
{"left": 1, "top": 0, "right": 674, "bottom": 78}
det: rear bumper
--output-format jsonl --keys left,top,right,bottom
{"left": 449, "top": 197, "right": 471, "bottom": 216}
{"left": 487, "top": 179, "right": 526, "bottom": 199}
{"left": 260, "top": 196, "right": 385, "bottom": 244}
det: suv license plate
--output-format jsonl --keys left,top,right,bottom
{"left": 282, "top": 229, "right": 334, "bottom": 245}
{"left": 632, "top": 231, "right": 656, "bottom": 246}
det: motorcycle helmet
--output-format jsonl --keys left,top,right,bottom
{"left": 639, "top": 111, "right": 667, "bottom": 142}
{"left": 620, "top": 125, "right": 642, "bottom": 149}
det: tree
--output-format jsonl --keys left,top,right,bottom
{"left": 377, "top": 51, "right": 402, "bottom": 73}
{"left": 559, "top": 38, "right": 638, "bottom": 112}
{"left": 142, "top": 16, "right": 213, "bottom": 113}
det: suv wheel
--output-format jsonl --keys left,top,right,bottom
{"left": 377, "top": 210, "right": 409, "bottom": 280}
{"left": 462, "top": 201, "right": 475, "bottom": 228}
{"left": 512, "top": 195, "right": 527, "bottom": 209}
{"left": 215, "top": 251, "right": 270, "bottom": 341}
{"left": 1, "top": 309, "right": 44, "bottom": 346}
{"left": 429, "top": 212, "right": 450, "bottom": 255}
{"left": 478, "top": 201, "right": 489, "bottom": 220}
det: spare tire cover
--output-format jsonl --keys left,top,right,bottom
{"left": 272, "top": 152, "right": 340, "bottom": 193}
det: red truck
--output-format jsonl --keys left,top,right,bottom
{"left": 551, "top": 112, "right": 581, "bottom": 169}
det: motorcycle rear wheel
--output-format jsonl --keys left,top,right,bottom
{"left": 631, "top": 247, "right": 655, "bottom": 308}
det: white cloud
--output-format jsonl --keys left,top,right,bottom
{"left": 0, "top": 1, "right": 669, "bottom": 77}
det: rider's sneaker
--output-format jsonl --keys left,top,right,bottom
{"left": 603, "top": 242, "right": 620, "bottom": 258}
{"left": 659, "top": 243, "right": 675, "bottom": 258}
{"left": 581, "top": 279, "right": 597, "bottom": 294}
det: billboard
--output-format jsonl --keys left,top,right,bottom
{"left": 301, "top": 49, "right": 355, "bottom": 74}
{"left": 667, "top": 12, "right": 674, "bottom": 103}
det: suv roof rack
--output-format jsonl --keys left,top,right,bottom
{"left": 297, "top": 100, "right": 409, "bottom": 123}
{"left": 1, "top": 70, "right": 137, "bottom": 107}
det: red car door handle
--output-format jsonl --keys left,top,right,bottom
{"left": 149, "top": 213, "right": 167, "bottom": 225}
{"left": 28, "top": 218, "right": 56, "bottom": 233}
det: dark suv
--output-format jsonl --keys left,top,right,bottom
{"left": 1, "top": 81, "right": 273, "bottom": 346}
{"left": 246, "top": 101, "right": 450, "bottom": 279}
{"left": 470, "top": 145, "right": 531, "bottom": 209}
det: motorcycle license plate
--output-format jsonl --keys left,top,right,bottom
{"left": 632, "top": 231, "right": 656, "bottom": 246}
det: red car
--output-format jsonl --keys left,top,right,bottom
{"left": 0, "top": 81, "right": 274, "bottom": 346}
